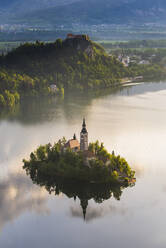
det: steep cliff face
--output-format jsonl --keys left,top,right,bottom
{"left": 63, "top": 38, "right": 94, "bottom": 58}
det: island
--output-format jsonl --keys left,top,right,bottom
{"left": 23, "top": 119, "right": 136, "bottom": 220}
{"left": 23, "top": 119, "right": 135, "bottom": 185}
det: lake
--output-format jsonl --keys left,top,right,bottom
{"left": 0, "top": 82, "right": 166, "bottom": 248}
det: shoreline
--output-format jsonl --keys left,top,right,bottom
{"left": 0, "top": 79, "right": 165, "bottom": 112}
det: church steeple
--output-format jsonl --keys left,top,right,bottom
{"left": 80, "top": 118, "right": 88, "bottom": 151}
{"left": 80, "top": 198, "right": 88, "bottom": 221}
{"left": 81, "top": 118, "right": 88, "bottom": 134}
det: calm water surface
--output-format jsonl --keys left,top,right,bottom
{"left": 0, "top": 82, "right": 166, "bottom": 248}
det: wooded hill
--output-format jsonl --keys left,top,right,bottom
{"left": 0, "top": 37, "right": 127, "bottom": 108}
{"left": 1, "top": 36, "right": 165, "bottom": 109}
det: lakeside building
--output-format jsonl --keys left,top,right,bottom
{"left": 49, "top": 84, "right": 58, "bottom": 92}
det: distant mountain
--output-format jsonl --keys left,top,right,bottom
{"left": 0, "top": 0, "right": 80, "bottom": 21}
{"left": 11, "top": 0, "right": 166, "bottom": 26}
{"left": 0, "top": 0, "right": 80, "bottom": 11}
{"left": 0, "top": 0, "right": 16, "bottom": 9}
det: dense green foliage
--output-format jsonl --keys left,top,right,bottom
{"left": 27, "top": 174, "right": 131, "bottom": 211}
{"left": 1, "top": 39, "right": 125, "bottom": 90}
{"left": 127, "top": 64, "right": 166, "bottom": 80}
{"left": 0, "top": 68, "right": 60, "bottom": 109}
{"left": 0, "top": 89, "right": 20, "bottom": 108}
{"left": 100, "top": 40, "right": 166, "bottom": 49}
{"left": 0, "top": 38, "right": 127, "bottom": 109}
{"left": 23, "top": 139, "right": 135, "bottom": 184}
{"left": 111, "top": 47, "right": 166, "bottom": 62}
{"left": 109, "top": 46, "right": 166, "bottom": 80}
{"left": 1, "top": 38, "right": 166, "bottom": 110}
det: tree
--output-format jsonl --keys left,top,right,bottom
{"left": 0, "top": 94, "right": 6, "bottom": 107}
{"left": 36, "top": 146, "right": 46, "bottom": 161}
{"left": 56, "top": 39, "right": 63, "bottom": 48}
{"left": 30, "top": 152, "right": 37, "bottom": 161}
{"left": 4, "top": 90, "right": 15, "bottom": 108}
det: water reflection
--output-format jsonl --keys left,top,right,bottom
{"left": 29, "top": 175, "right": 135, "bottom": 221}
{"left": 1, "top": 82, "right": 166, "bottom": 125}
{"left": 0, "top": 85, "right": 139, "bottom": 124}
{"left": 70, "top": 201, "right": 128, "bottom": 222}
{"left": 0, "top": 173, "right": 48, "bottom": 230}
{"left": 0, "top": 82, "right": 166, "bottom": 247}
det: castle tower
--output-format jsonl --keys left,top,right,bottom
{"left": 80, "top": 118, "right": 88, "bottom": 151}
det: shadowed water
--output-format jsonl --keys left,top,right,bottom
{"left": 0, "top": 82, "right": 166, "bottom": 248}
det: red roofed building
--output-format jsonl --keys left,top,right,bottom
{"left": 64, "top": 119, "right": 96, "bottom": 166}
{"left": 64, "top": 134, "right": 80, "bottom": 152}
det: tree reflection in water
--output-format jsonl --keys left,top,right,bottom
{"left": 32, "top": 176, "right": 135, "bottom": 220}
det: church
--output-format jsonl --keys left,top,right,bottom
{"left": 64, "top": 118, "right": 89, "bottom": 152}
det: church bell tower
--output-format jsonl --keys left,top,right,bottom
{"left": 80, "top": 118, "right": 88, "bottom": 151}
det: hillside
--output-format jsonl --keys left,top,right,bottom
{"left": 0, "top": 36, "right": 126, "bottom": 108}
{"left": 1, "top": 35, "right": 164, "bottom": 110}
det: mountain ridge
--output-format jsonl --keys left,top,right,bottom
{"left": 8, "top": 0, "right": 166, "bottom": 26}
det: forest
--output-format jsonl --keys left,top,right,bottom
{"left": 0, "top": 38, "right": 126, "bottom": 109}
{"left": 100, "top": 40, "right": 166, "bottom": 49}
{"left": 0, "top": 37, "right": 166, "bottom": 109}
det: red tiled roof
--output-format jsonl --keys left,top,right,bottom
{"left": 65, "top": 139, "right": 80, "bottom": 149}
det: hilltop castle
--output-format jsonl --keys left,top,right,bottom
{"left": 64, "top": 118, "right": 88, "bottom": 152}
{"left": 66, "top": 33, "right": 90, "bottom": 41}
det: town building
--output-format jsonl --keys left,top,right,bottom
{"left": 139, "top": 60, "right": 150, "bottom": 65}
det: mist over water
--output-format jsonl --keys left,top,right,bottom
{"left": 0, "top": 82, "right": 166, "bottom": 248}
